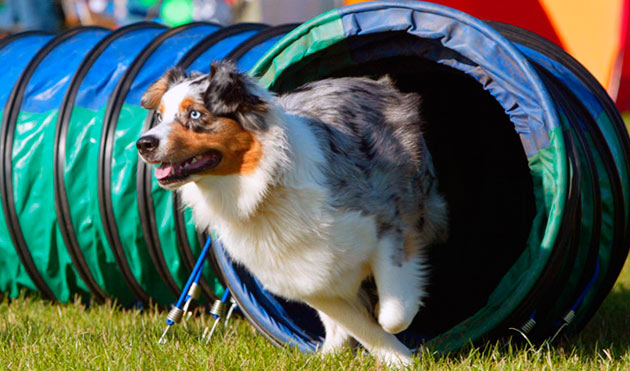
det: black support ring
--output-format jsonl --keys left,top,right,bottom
{"left": 0, "top": 27, "right": 103, "bottom": 301}
{"left": 98, "top": 23, "right": 171, "bottom": 304}
{"left": 166, "top": 23, "right": 269, "bottom": 295}
{"left": 55, "top": 22, "right": 164, "bottom": 304}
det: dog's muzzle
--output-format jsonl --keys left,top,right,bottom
{"left": 137, "top": 135, "right": 159, "bottom": 160}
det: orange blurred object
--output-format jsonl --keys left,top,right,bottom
{"left": 344, "top": 0, "right": 630, "bottom": 111}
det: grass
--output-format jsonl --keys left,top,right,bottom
{"left": 2, "top": 120, "right": 630, "bottom": 370}
{"left": 0, "top": 257, "right": 629, "bottom": 370}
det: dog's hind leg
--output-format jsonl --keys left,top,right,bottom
{"left": 317, "top": 284, "right": 377, "bottom": 353}
{"left": 306, "top": 296, "right": 412, "bottom": 367}
{"left": 372, "top": 231, "right": 426, "bottom": 334}
{"left": 317, "top": 310, "right": 352, "bottom": 353}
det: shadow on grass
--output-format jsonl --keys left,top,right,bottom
{"left": 423, "top": 270, "right": 630, "bottom": 363}
{"left": 570, "top": 284, "right": 630, "bottom": 357}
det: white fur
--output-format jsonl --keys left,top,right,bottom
{"left": 162, "top": 81, "right": 192, "bottom": 121}
{"left": 373, "top": 234, "right": 427, "bottom": 334}
{"left": 141, "top": 82, "right": 192, "bottom": 161}
{"left": 151, "top": 80, "right": 428, "bottom": 367}
{"left": 179, "top": 105, "right": 415, "bottom": 366}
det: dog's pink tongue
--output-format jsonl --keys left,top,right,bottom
{"left": 155, "top": 164, "right": 173, "bottom": 180}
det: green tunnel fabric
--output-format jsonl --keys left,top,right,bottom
{"left": 11, "top": 28, "right": 110, "bottom": 301}
{"left": 0, "top": 0, "right": 627, "bottom": 356}
{"left": 493, "top": 23, "right": 629, "bottom": 337}
{"left": 213, "top": 0, "right": 627, "bottom": 354}
{"left": 234, "top": 1, "right": 568, "bottom": 352}
{"left": 62, "top": 24, "right": 167, "bottom": 305}
{"left": 107, "top": 24, "right": 261, "bottom": 304}
{"left": 0, "top": 21, "right": 275, "bottom": 306}
{"left": 0, "top": 33, "right": 52, "bottom": 298}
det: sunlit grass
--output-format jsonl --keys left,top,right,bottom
{"left": 0, "top": 257, "right": 628, "bottom": 370}
{"left": 2, "top": 115, "right": 630, "bottom": 369}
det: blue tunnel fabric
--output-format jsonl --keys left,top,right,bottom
{"left": 108, "top": 23, "right": 225, "bottom": 303}
{"left": 0, "top": 34, "right": 52, "bottom": 108}
{"left": 186, "top": 26, "right": 266, "bottom": 72}
{"left": 13, "top": 28, "right": 110, "bottom": 302}
{"left": 0, "top": 32, "right": 52, "bottom": 298}
{"left": 225, "top": 24, "right": 300, "bottom": 72}
{"left": 19, "top": 29, "right": 110, "bottom": 113}
{"left": 517, "top": 44, "right": 630, "bottom": 213}
{"left": 235, "top": 33, "right": 289, "bottom": 71}
{"left": 488, "top": 21, "right": 630, "bottom": 338}
{"left": 0, "top": 0, "right": 627, "bottom": 355}
{"left": 74, "top": 25, "right": 167, "bottom": 111}
{"left": 213, "top": 0, "right": 625, "bottom": 353}
{"left": 338, "top": 2, "right": 557, "bottom": 158}
{"left": 0, "top": 21, "right": 281, "bottom": 305}
{"left": 62, "top": 23, "right": 168, "bottom": 305}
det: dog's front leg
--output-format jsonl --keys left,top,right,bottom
{"left": 372, "top": 231, "right": 426, "bottom": 334}
{"left": 306, "top": 296, "right": 412, "bottom": 367}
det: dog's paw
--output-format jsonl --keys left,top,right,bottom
{"left": 376, "top": 298, "right": 417, "bottom": 334}
{"left": 319, "top": 342, "right": 345, "bottom": 355}
{"left": 318, "top": 339, "right": 357, "bottom": 361}
{"left": 319, "top": 331, "right": 353, "bottom": 354}
{"left": 373, "top": 346, "right": 413, "bottom": 369}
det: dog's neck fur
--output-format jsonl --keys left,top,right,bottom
{"left": 179, "top": 99, "right": 327, "bottom": 242}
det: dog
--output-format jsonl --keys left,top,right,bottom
{"left": 137, "top": 61, "right": 448, "bottom": 366}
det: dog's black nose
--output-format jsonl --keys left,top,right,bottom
{"left": 136, "top": 135, "right": 159, "bottom": 155}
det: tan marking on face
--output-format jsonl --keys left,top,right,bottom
{"left": 166, "top": 116, "right": 262, "bottom": 176}
{"left": 179, "top": 97, "right": 197, "bottom": 114}
{"left": 159, "top": 103, "right": 165, "bottom": 115}
{"left": 141, "top": 76, "right": 170, "bottom": 110}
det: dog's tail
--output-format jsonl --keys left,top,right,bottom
{"left": 422, "top": 189, "right": 449, "bottom": 245}
{"left": 417, "top": 153, "right": 449, "bottom": 245}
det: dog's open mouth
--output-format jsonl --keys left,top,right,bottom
{"left": 154, "top": 150, "right": 222, "bottom": 185}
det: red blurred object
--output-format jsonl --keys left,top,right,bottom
{"left": 345, "top": 0, "right": 630, "bottom": 113}
{"left": 431, "top": 0, "right": 563, "bottom": 48}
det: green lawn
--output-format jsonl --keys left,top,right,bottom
{"left": 3, "top": 111, "right": 630, "bottom": 369}
{"left": 0, "top": 257, "right": 629, "bottom": 370}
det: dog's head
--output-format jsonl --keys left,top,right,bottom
{"left": 136, "top": 61, "right": 271, "bottom": 190}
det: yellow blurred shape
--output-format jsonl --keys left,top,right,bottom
{"left": 343, "top": 0, "right": 626, "bottom": 93}
{"left": 540, "top": 0, "right": 624, "bottom": 92}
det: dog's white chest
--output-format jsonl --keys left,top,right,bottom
{"left": 216, "top": 206, "right": 378, "bottom": 300}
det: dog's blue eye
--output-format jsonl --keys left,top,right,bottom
{"left": 190, "top": 110, "right": 201, "bottom": 119}
{"left": 155, "top": 112, "right": 162, "bottom": 122}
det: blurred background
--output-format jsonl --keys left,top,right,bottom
{"left": 1, "top": 0, "right": 630, "bottom": 114}
{"left": 0, "top": 0, "right": 345, "bottom": 31}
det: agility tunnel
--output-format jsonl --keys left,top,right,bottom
{"left": 0, "top": 21, "right": 298, "bottom": 306}
{"left": 210, "top": 1, "right": 630, "bottom": 353}
{"left": 0, "top": 0, "right": 629, "bottom": 354}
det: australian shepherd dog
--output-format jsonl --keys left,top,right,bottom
{"left": 137, "top": 61, "right": 448, "bottom": 366}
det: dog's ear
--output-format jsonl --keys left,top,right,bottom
{"left": 189, "top": 70, "right": 204, "bottom": 79}
{"left": 141, "top": 67, "right": 186, "bottom": 110}
{"left": 204, "top": 61, "right": 268, "bottom": 131}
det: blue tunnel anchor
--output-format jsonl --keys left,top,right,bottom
{"left": 158, "top": 236, "right": 235, "bottom": 344}
{"left": 201, "top": 289, "right": 236, "bottom": 344}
